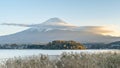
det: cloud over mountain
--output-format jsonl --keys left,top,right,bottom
{"left": 0, "top": 18, "right": 120, "bottom": 44}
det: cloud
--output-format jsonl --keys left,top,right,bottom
{"left": 1, "top": 23, "right": 30, "bottom": 27}
{"left": 81, "top": 26, "right": 113, "bottom": 33}
{"left": 1, "top": 23, "right": 120, "bottom": 37}
{"left": 81, "top": 25, "right": 120, "bottom": 37}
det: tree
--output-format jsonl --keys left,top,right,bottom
{"left": 47, "top": 40, "right": 86, "bottom": 49}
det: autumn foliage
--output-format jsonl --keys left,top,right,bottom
{"left": 47, "top": 40, "right": 86, "bottom": 49}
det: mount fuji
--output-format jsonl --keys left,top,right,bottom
{"left": 0, "top": 18, "right": 120, "bottom": 44}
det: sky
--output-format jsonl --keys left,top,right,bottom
{"left": 0, "top": 0, "right": 120, "bottom": 36}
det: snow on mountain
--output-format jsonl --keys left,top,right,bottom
{"left": 0, "top": 18, "right": 120, "bottom": 44}
{"left": 41, "top": 17, "right": 75, "bottom": 26}
{"left": 1, "top": 17, "right": 75, "bottom": 27}
{"left": 27, "top": 17, "right": 77, "bottom": 32}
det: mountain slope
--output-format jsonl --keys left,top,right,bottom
{"left": 0, "top": 18, "right": 120, "bottom": 44}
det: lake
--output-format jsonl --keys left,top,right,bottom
{"left": 0, "top": 49, "right": 120, "bottom": 60}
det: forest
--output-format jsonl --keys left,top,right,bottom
{"left": 0, "top": 40, "right": 86, "bottom": 49}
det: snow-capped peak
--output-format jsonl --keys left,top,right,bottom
{"left": 44, "top": 17, "right": 66, "bottom": 23}
{"left": 41, "top": 17, "right": 75, "bottom": 26}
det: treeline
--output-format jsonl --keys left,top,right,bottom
{"left": 84, "top": 43, "right": 108, "bottom": 49}
{"left": 47, "top": 40, "right": 86, "bottom": 49}
{"left": 0, "top": 40, "right": 86, "bottom": 49}
{"left": 1, "top": 40, "right": 119, "bottom": 49}
{"left": 84, "top": 41, "right": 120, "bottom": 49}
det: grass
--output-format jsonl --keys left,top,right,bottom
{"left": 0, "top": 52, "right": 120, "bottom": 68}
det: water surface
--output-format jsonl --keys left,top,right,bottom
{"left": 0, "top": 49, "right": 119, "bottom": 60}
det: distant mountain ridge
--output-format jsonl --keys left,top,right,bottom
{"left": 0, "top": 18, "right": 120, "bottom": 44}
